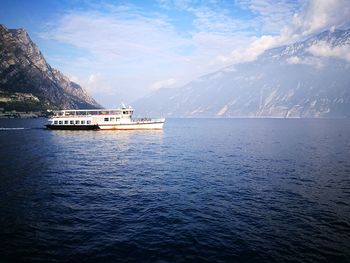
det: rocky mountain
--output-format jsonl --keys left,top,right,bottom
{"left": 134, "top": 29, "right": 350, "bottom": 118}
{"left": 0, "top": 24, "right": 100, "bottom": 111}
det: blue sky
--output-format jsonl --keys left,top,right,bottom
{"left": 1, "top": 0, "right": 350, "bottom": 107}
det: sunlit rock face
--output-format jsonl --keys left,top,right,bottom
{"left": 135, "top": 29, "right": 350, "bottom": 118}
{"left": 0, "top": 24, "right": 101, "bottom": 110}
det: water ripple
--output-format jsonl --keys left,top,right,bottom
{"left": 0, "top": 118, "right": 349, "bottom": 262}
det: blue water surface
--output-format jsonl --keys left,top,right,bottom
{"left": 0, "top": 118, "right": 349, "bottom": 262}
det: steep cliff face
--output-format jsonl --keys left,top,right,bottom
{"left": 134, "top": 29, "right": 350, "bottom": 118}
{"left": 0, "top": 25, "right": 101, "bottom": 110}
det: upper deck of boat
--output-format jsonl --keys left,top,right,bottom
{"left": 52, "top": 108, "right": 134, "bottom": 117}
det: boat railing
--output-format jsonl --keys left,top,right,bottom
{"left": 53, "top": 114, "right": 94, "bottom": 118}
{"left": 53, "top": 112, "right": 128, "bottom": 117}
{"left": 133, "top": 118, "right": 165, "bottom": 123}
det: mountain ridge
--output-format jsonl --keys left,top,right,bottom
{"left": 134, "top": 29, "right": 350, "bottom": 118}
{"left": 0, "top": 24, "right": 101, "bottom": 110}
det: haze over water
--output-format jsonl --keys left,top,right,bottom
{"left": 0, "top": 118, "right": 350, "bottom": 262}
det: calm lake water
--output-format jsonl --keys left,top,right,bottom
{"left": 0, "top": 118, "right": 349, "bottom": 262}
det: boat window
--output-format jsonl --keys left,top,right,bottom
{"left": 104, "top": 117, "right": 109, "bottom": 121}
{"left": 81, "top": 120, "right": 85, "bottom": 124}
{"left": 87, "top": 120, "right": 91, "bottom": 124}
{"left": 64, "top": 120, "right": 68, "bottom": 124}
{"left": 110, "top": 117, "right": 115, "bottom": 121}
{"left": 70, "top": 120, "right": 74, "bottom": 124}
{"left": 123, "top": 111, "right": 126, "bottom": 114}
{"left": 59, "top": 121, "right": 63, "bottom": 125}
{"left": 75, "top": 120, "right": 80, "bottom": 124}
{"left": 54, "top": 121, "right": 58, "bottom": 124}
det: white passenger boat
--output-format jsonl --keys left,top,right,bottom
{"left": 46, "top": 107, "right": 164, "bottom": 130}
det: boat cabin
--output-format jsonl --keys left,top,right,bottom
{"left": 49, "top": 108, "right": 134, "bottom": 126}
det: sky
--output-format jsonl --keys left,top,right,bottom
{"left": 1, "top": 0, "right": 350, "bottom": 107}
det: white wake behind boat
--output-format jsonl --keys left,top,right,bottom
{"left": 46, "top": 106, "right": 164, "bottom": 130}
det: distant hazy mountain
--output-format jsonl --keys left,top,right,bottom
{"left": 0, "top": 25, "right": 100, "bottom": 111}
{"left": 134, "top": 29, "right": 350, "bottom": 118}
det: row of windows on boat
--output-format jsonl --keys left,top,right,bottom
{"left": 54, "top": 117, "right": 122, "bottom": 125}
{"left": 104, "top": 117, "right": 121, "bottom": 121}
{"left": 54, "top": 120, "right": 92, "bottom": 125}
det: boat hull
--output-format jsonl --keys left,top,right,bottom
{"left": 46, "top": 124, "right": 99, "bottom": 130}
{"left": 98, "top": 121, "right": 164, "bottom": 130}
{"left": 46, "top": 121, "right": 164, "bottom": 130}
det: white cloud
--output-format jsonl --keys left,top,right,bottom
{"left": 307, "top": 41, "right": 350, "bottom": 62}
{"left": 151, "top": 78, "right": 177, "bottom": 90}
{"left": 219, "top": 0, "right": 350, "bottom": 64}
{"left": 80, "top": 73, "right": 131, "bottom": 107}
{"left": 238, "top": 0, "right": 350, "bottom": 36}
{"left": 292, "top": 0, "right": 350, "bottom": 36}
{"left": 214, "top": 0, "right": 299, "bottom": 64}
{"left": 286, "top": 56, "right": 323, "bottom": 68}
{"left": 189, "top": 6, "right": 253, "bottom": 34}
{"left": 86, "top": 74, "right": 102, "bottom": 90}
{"left": 223, "top": 34, "right": 287, "bottom": 64}
{"left": 41, "top": 11, "right": 188, "bottom": 62}
{"left": 237, "top": 0, "right": 300, "bottom": 33}
{"left": 286, "top": 56, "right": 302, "bottom": 64}
{"left": 40, "top": 5, "right": 255, "bottom": 106}
{"left": 39, "top": 0, "right": 350, "bottom": 106}
{"left": 81, "top": 73, "right": 116, "bottom": 97}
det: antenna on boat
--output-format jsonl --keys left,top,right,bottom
{"left": 121, "top": 102, "right": 126, "bottom": 109}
